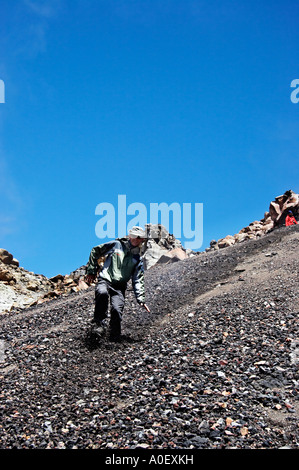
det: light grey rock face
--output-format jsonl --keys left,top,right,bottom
{"left": 142, "top": 224, "right": 193, "bottom": 270}
{"left": 0, "top": 244, "right": 94, "bottom": 313}
{"left": 142, "top": 239, "right": 168, "bottom": 270}
{"left": 0, "top": 259, "right": 53, "bottom": 314}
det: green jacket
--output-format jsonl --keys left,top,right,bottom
{"left": 86, "top": 238, "right": 145, "bottom": 304}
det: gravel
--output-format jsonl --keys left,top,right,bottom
{"left": 0, "top": 225, "right": 298, "bottom": 450}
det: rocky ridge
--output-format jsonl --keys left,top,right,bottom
{"left": 206, "top": 189, "right": 298, "bottom": 251}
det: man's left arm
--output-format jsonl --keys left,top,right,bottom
{"left": 132, "top": 258, "right": 150, "bottom": 312}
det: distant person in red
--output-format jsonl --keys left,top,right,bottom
{"left": 285, "top": 210, "right": 298, "bottom": 226}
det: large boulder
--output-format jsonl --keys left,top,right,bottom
{"left": 142, "top": 239, "right": 168, "bottom": 270}
{"left": 0, "top": 249, "right": 19, "bottom": 266}
{"left": 142, "top": 224, "right": 193, "bottom": 270}
{"left": 156, "top": 247, "right": 188, "bottom": 266}
{"left": 0, "top": 266, "right": 15, "bottom": 282}
{"left": 218, "top": 235, "right": 235, "bottom": 249}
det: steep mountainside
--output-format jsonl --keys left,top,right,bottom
{"left": 0, "top": 224, "right": 298, "bottom": 450}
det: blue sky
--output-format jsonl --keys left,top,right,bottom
{"left": 0, "top": 0, "right": 298, "bottom": 277}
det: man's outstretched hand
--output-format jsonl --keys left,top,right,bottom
{"left": 85, "top": 274, "right": 96, "bottom": 286}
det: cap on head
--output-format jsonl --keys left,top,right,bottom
{"left": 128, "top": 226, "right": 146, "bottom": 239}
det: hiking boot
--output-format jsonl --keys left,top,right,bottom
{"left": 91, "top": 320, "right": 107, "bottom": 338}
{"left": 109, "top": 333, "right": 121, "bottom": 343}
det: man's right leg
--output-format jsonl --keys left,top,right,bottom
{"left": 93, "top": 279, "right": 109, "bottom": 335}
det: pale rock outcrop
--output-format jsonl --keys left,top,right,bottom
{"left": 0, "top": 251, "right": 54, "bottom": 314}
{"left": 155, "top": 246, "right": 189, "bottom": 266}
{"left": 0, "top": 249, "right": 90, "bottom": 314}
{"left": 142, "top": 239, "right": 168, "bottom": 270}
{"left": 142, "top": 224, "right": 192, "bottom": 269}
{"left": 217, "top": 235, "right": 235, "bottom": 249}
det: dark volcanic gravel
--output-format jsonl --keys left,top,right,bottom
{"left": 0, "top": 225, "right": 298, "bottom": 450}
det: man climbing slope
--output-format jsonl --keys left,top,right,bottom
{"left": 85, "top": 226, "right": 150, "bottom": 342}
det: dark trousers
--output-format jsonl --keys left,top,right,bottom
{"left": 94, "top": 278, "right": 126, "bottom": 337}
